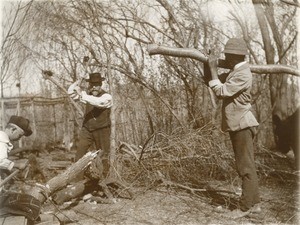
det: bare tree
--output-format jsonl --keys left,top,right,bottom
{"left": 0, "top": 0, "right": 34, "bottom": 98}
{"left": 15, "top": 0, "right": 298, "bottom": 155}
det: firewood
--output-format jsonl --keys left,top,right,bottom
{"left": 26, "top": 151, "right": 98, "bottom": 203}
{"left": 52, "top": 179, "right": 86, "bottom": 205}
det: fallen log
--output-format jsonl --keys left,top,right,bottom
{"left": 52, "top": 179, "right": 87, "bottom": 205}
{"left": 26, "top": 151, "right": 98, "bottom": 203}
{"left": 147, "top": 44, "right": 300, "bottom": 76}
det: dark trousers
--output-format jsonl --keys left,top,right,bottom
{"left": 74, "top": 126, "right": 111, "bottom": 177}
{"left": 229, "top": 127, "right": 260, "bottom": 211}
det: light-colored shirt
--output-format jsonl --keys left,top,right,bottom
{"left": 68, "top": 81, "right": 112, "bottom": 108}
{"left": 209, "top": 62, "right": 259, "bottom": 132}
{"left": 0, "top": 131, "right": 14, "bottom": 171}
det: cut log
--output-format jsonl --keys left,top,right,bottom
{"left": 52, "top": 179, "right": 87, "bottom": 205}
{"left": 26, "top": 151, "right": 98, "bottom": 203}
{"left": 48, "top": 161, "right": 71, "bottom": 169}
{"left": 147, "top": 44, "right": 300, "bottom": 76}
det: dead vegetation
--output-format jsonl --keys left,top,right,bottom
{"left": 5, "top": 124, "right": 299, "bottom": 224}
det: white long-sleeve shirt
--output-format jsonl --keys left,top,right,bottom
{"left": 0, "top": 131, "right": 14, "bottom": 171}
{"left": 68, "top": 81, "right": 112, "bottom": 108}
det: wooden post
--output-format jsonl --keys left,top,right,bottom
{"left": 17, "top": 98, "right": 22, "bottom": 148}
{"left": 30, "top": 98, "right": 36, "bottom": 141}
{"left": 63, "top": 98, "right": 70, "bottom": 151}
{"left": 52, "top": 104, "right": 57, "bottom": 143}
{"left": 1, "top": 99, "right": 4, "bottom": 130}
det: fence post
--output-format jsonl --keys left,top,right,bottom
{"left": 0, "top": 99, "right": 4, "bottom": 130}
{"left": 31, "top": 98, "right": 36, "bottom": 141}
{"left": 17, "top": 98, "right": 23, "bottom": 148}
{"left": 63, "top": 97, "right": 71, "bottom": 151}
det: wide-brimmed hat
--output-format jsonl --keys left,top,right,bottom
{"left": 85, "top": 73, "right": 105, "bottom": 85}
{"left": 223, "top": 38, "right": 249, "bottom": 55}
{"left": 8, "top": 115, "right": 32, "bottom": 136}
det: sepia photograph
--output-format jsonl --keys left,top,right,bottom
{"left": 0, "top": 0, "right": 299, "bottom": 224}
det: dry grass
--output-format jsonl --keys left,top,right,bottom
{"left": 113, "top": 125, "right": 299, "bottom": 224}
{"left": 117, "top": 125, "right": 236, "bottom": 188}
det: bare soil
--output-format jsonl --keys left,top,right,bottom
{"left": 9, "top": 149, "right": 300, "bottom": 225}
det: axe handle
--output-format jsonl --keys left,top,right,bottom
{"left": 0, "top": 169, "right": 20, "bottom": 188}
{"left": 0, "top": 160, "right": 29, "bottom": 188}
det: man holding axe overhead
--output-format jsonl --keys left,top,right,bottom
{"left": 0, "top": 115, "right": 32, "bottom": 190}
{"left": 207, "top": 38, "right": 261, "bottom": 218}
{"left": 68, "top": 72, "right": 112, "bottom": 180}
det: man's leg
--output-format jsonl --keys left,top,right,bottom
{"left": 229, "top": 128, "right": 260, "bottom": 211}
{"left": 74, "top": 127, "right": 94, "bottom": 161}
{"left": 73, "top": 127, "right": 94, "bottom": 181}
{"left": 93, "top": 127, "right": 111, "bottom": 178}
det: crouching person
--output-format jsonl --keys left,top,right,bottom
{"left": 0, "top": 116, "right": 41, "bottom": 223}
{"left": 0, "top": 115, "right": 33, "bottom": 188}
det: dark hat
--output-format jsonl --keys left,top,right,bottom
{"left": 85, "top": 73, "right": 105, "bottom": 84}
{"left": 223, "top": 38, "right": 248, "bottom": 55}
{"left": 8, "top": 115, "right": 32, "bottom": 136}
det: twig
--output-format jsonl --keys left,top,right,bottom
{"left": 157, "top": 172, "right": 237, "bottom": 195}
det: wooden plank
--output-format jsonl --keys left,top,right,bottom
{"left": 48, "top": 161, "right": 71, "bottom": 169}
{"left": 0, "top": 216, "right": 27, "bottom": 225}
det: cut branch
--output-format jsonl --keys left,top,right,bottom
{"left": 27, "top": 151, "right": 98, "bottom": 203}
{"left": 147, "top": 44, "right": 300, "bottom": 77}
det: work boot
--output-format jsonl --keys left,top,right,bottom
{"left": 224, "top": 204, "right": 262, "bottom": 219}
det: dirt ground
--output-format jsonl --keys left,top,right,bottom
{"left": 8, "top": 149, "right": 300, "bottom": 225}
{"left": 50, "top": 185, "right": 298, "bottom": 225}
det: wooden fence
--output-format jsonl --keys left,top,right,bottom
{"left": 0, "top": 96, "right": 76, "bottom": 150}
{"left": 0, "top": 91, "right": 190, "bottom": 151}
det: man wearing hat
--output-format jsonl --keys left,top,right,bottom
{"left": 68, "top": 72, "right": 112, "bottom": 179}
{"left": 0, "top": 116, "right": 32, "bottom": 179}
{"left": 207, "top": 38, "right": 260, "bottom": 218}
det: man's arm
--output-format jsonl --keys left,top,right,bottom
{"left": 209, "top": 70, "right": 250, "bottom": 98}
{"left": 207, "top": 54, "right": 219, "bottom": 80}
{"left": 0, "top": 143, "right": 14, "bottom": 171}
{"left": 207, "top": 55, "right": 250, "bottom": 98}
{"left": 80, "top": 92, "right": 113, "bottom": 108}
{"left": 68, "top": 80, "right": 82, "bottom": 100}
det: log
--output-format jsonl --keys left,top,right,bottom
{"left": 9, "top": 147, "right": 37, "bottom": 156}
{"left": 27, "top": 151, "right": 98, "bottom": 203}
{"left": 52, "top": 179, "right": 87, "bottom": 205}
{"left": 147, "top": 44, "right": 300, "bottom": 76}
